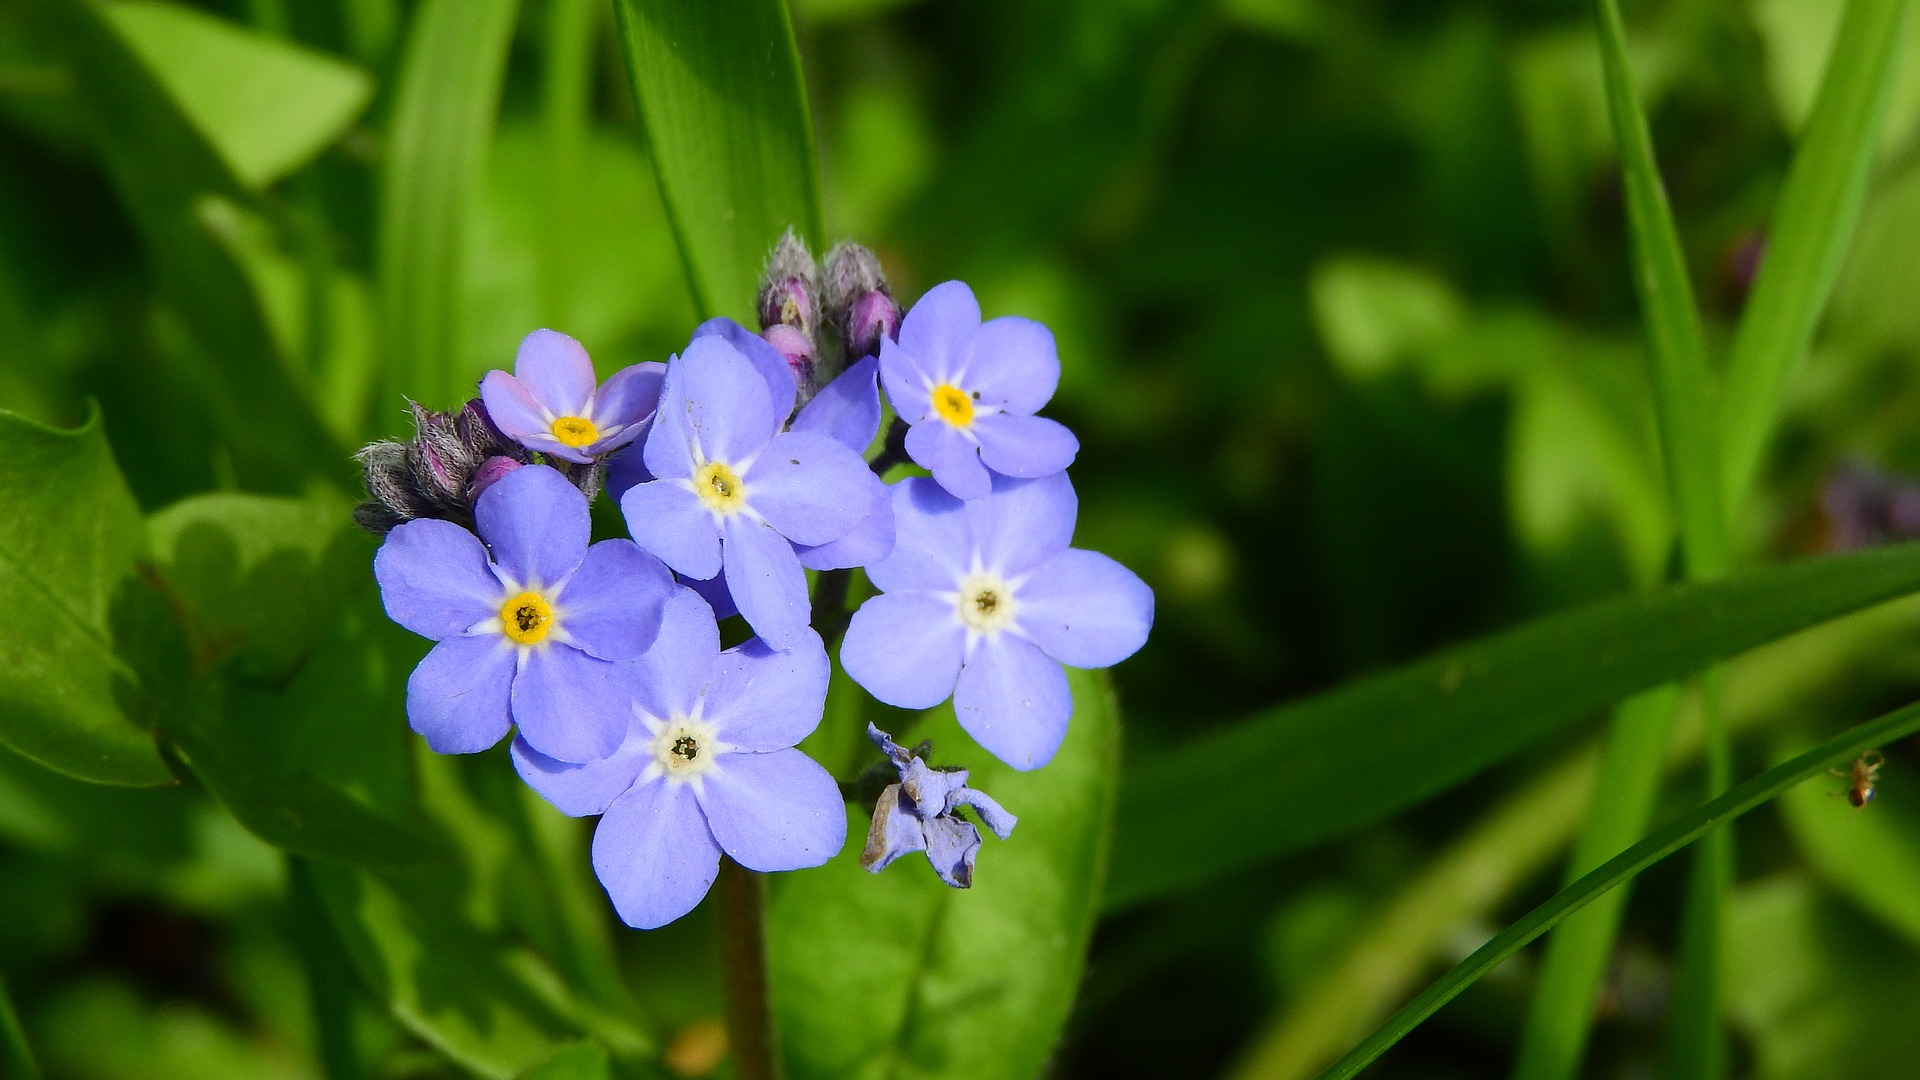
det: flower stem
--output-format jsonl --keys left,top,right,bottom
{"left": 867, "top": 416, "right": 910, "bottom": 476}
{"left": 718, "top": 858, "right": 782, "bottom": 1080}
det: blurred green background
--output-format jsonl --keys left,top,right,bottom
{"left": 6, "top": 0, "right": 1920, "bottom": 1077}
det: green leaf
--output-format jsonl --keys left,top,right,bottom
{"left": 0, "top": 968, "right": 40, "bottom": 1080}
{"left": 312, "top": 863, "right": 586, "bottom": 1080}
{"left": 517, "top": 1041, "right": 611, "bottom": 1080}
{"left": 611, "top": 0, "right": 823, "bottom": 320}
{"left": 768, "top": 668, "right": 1117, "bottom": 1080}
{"left": 1314, "top": 693, "right": 1920, "bottom": 1080}
{"left": 1591, "top": 0, "right": 1726, "bottom": 581}
{"left": 119, "top": 493, "right": 443, "bottom": 865}
{"left": 31, "top": 0, "right": 341, "bottom": 491}
{"left": 378, "top": 0, "right": 519, "bottom": 406}
{"left": 1719, "top": 0, "right": 1912, "bottom": 513}
{"left": 1510, "top": 686, "right": 1677, "bottom": 1080}
{"left": 0, "top": 408, "right": 169, "bottom": 786}
{"left": 101, "top": 0, "right": 373, "bottom": 189}
{"left": 1109, "top": 542, "right": 1920, "bottom": 909}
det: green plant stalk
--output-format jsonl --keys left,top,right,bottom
{"left": 1663, "top": 672, "right": 1731, "bottom": 1080}
{"left": 1510, "top": 686, "right": 1678, "bottom": 1080}
{"left": 1718, "top": 0, "right": 1913, "bottom": 517}
{"left": 1314, "top": 694, "right": 1920, "bottom": 1080}
{"left": 377, "top": 0, "right": 519, "bottom": 407}
{"left": 719, "top": 859, "right": 782, "bottom": 1080}
{"left": 541, "top": 0, "right": 596, "bottom": 330}
{"left": 287, "top": 857, "right": 364, "bottom": 1080}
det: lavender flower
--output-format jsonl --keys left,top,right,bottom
{"left": 480, "top": 329, "right": 665, "bottom": 464}
{"left": 374, "top": 464, "right": 673, "bottom": 762}
{"left": 840, "top": 474, "right": 1153, "bottom": 770}
{"left": 512, "top": 589, "right": 846, "bottom": 929}
{"left": 617, "top": 331, "right": 873, "bottom": 649}
{"left": 881, "top": 281, "right": 1078, "bottom": 500}
{"left": 862, "top": 724, "right": 1015, "bottom": 888}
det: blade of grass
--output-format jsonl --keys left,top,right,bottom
{"left": 540, "top": 0, "right": 596, "bottom": 330}
{"left": 1718, "top": 0, "right": 1913, "bottom": 515}
{"left": 1108, "top": 542, "right": 1920, "bottom": 909}
{"left": 378, "top": 0, "right": 519, "bottom": 408}
{"left": 1510, "top": 687, "right": 1678, "bottom": 1080}
{"left": 610, "top": 0, "right": 823, "bottom": 320}
{"left": 1664, "top": 671, "right": 1732, "bottom": 1080}
{"left": 1314, "top": 694, "right": 1920, "bottom": 1080}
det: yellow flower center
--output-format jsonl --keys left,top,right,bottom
{"left": 931, "top": 383, "right": 975, "bottom": 427}
{"left": 500, "top": 591, "right": 554, "bottom": 645}
{"left": 956, "top": 572, "right": 1018, "bottom": 634}
{"left": 653, "top": 716, "right": 720, "bottom": 779}
{"left": 694, "top": 461, "right": 746, "bottom": 516}
{"left": 550, "top": 415, "right": 600, "bottom": 447}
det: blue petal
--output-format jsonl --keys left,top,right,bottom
{"left": 840, "top": 591, "right": 965, "bottom": 709}
{"left": 972, "top": 413, "right": 1079, "bottom": 480}
{"left": 511, "top": 645, "right": 628, "bottom": 764}
{"left": 864, "top": 477, "right": 969, "bottom": 594}
{"left": 585, "top": 361, "right": 666, "bottom": 455}
{"left": 953, "top": 633, "right": 1071, "bottom": 771}
{"left": 743, "top": 431, "right": 871, "bottom": 546}
{"left": 603, "top": 441, "right": 654, "bottom": 503}
{"left": 963, "top": 316, "right": 1058, "bottom": 415}
{"left": 554, "top": 540, "right": 673, "bottom": 661}
{"left": 906, "top": 420, "right": 991, "bottom": 501}
{"left": 965, "top": 472, "right": 1076, "bottom": 577}
{"left": 792, "top": 355, "right": 882, "bottom": 452}
{"left": 592, "top": 778, "right": 721, "bottom": 929}
{"left": 513, "top": 329, "right": 597, "bottom": 416}
{"left": 375, "top": 518, "right": 500, "bottom": 639}
{"left": 1016, "top": 548, "right": 1154, "bottom": 669}
{"left": 621, "top": 480, "right": 722, "bottom": 581}
{"left": 705, "top": 630, "right": 828, "bottom": 751}
{"left": 691, "top": 317, "right": 796, "bottom": 425}
{"left": 796, "top": 471, "right": 896, "bottom": 571}
{"left": 511, "top": 727, "right": 651, "bottom": 817}
{"left": 647, "top": 334, "right": 777, "bottom": 476}
{"left": 721, "top": 515, "right": 811, "bottom": 652}
{"left": 474, "top": 464, "right": 589, "bottom": 588}
{"left": 627, "top": 588, "right": 721, "bottom": 724}
{"left": 861, "top": 786, "right": 928, "bottom": 873}
{"left": 897, "top": 281, "right": 981, "bottom": 382}
{"left": 406, "top": 633, "right": 515, "bottom": 754}
{"left": 697, "top": 749, "right": 846, "bottom": 872}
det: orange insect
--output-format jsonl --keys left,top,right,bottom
{"left": 1829, "top": 750, "right": 1885, "bottom": 809}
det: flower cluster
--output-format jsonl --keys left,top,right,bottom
{"left": 359, "top": 234, "right": 1152, "bottom": 924}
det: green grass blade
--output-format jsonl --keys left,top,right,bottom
{"left": 1511, "top": 686, "right": 1678, "bottom": 1080}
{"left": 1108, "top": 543, "right": 1920, "bottom": 908}
{"left": 1591, "top": 0, "right": 1726, "bottom": 582}
{"left": 1664, "top": 670, "right": 1732, "bottom": 1080}
{"left": 1718, "top": 0, "right": 1913, "bottom": 514}
{"left": 1314, "top": 695, "right": 1920, "bottom": 1080}
{"left": 540, "top": 0, "right": 596, "bottom": 330}
{"left": 378, "top": 0, "right": 519, "bottom": 408}
{"left": 610, "top": 0, "right": 823, "bottom": 320}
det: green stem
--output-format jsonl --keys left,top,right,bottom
{"left": 0, "top": 965, "right": 39, "bottom": 1080}
{"left": 1315, "top": 694, "right": 1920, "bottom": 1080}
{"left": 718, "top": 859, "right": 782, "bottom": 1080}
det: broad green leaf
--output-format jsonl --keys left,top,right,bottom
{"left": 0, "top": 408, "right": 169, "bottom": 786}
{"left": 1719, "top": 0, "right": 1912, "bottom": 514}
{"left": 769, "top": 668, "right": 1117, "bottom": 1080}
{"left": 102, "top": 0, "right": 373, "bottom": 189}
{"left": 518, "top": 1041, "right": 611, "bottom": 1080}
{"left": 379, "top": 0, "right": 518, "bottom": 406}
{"left": 1316, "top": 694, "right": 1920, "bottom": 1080}
{"left": 611, "top": 0, "right": 823, "bottom": 320}
{"left": 30, "top": 0, "right": 341, "bottom": 491}
{"left": 1110, "top": 542, "right": 1920, "bottom": 909}
{"left": 311, "top": 863, "right": 586, "bottom": 1080}
{"left": 118, "top": 494, "right": 443, "bottom": 865}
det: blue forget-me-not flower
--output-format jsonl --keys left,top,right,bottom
{"left": 862, "top": 724, "right": 1016, "bottom": 888}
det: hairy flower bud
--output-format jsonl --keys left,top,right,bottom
{"left": 353, "top": 398, "right": 529, "bottom": 535}
{"left": 756, "top": 229, "right": 821, "bottom": 339}
{"left": 823, "top": 241, "right": 898, "bottom": 361}
{"left": 763, "top": 323, "right": 820, "bottom": 404}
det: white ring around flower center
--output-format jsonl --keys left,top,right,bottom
{"left": 955, "top": 571, "right": 1019, "bottom": 635}
{"left": 651, "top": 715, "right": 721, "bottom": 780}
